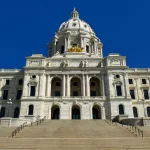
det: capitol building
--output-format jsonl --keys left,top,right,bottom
{"left": 0, "top": 8, "right": 150, "bottom": 125}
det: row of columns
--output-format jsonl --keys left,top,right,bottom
{"left": 23, "top": 74, "right": 105, "bottom": 98}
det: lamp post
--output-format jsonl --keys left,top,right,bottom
{"left": 141, "top": 99, "right": 146, "bottom": 117}
{"left": 7, "top": 98, "right": 12, "bottom": 117}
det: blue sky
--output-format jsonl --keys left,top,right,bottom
{"left": 0, "top": 0, "right": 150, "bottom": 68}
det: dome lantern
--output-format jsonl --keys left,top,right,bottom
{"left": 70, "top": 8, "right": 79, "bottom": 19}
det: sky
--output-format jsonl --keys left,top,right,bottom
{"left": 0, "top": 0, "right": 150, "bottom": 69}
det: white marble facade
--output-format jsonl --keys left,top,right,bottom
{"left": 0, "top": 8, "right": 150, "bottom": 121}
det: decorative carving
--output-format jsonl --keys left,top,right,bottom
{"left": 83, "top": 101, "right": 89, "bottom": 104}
{"left": 61, "top": 60, "right": 70, "bottom": 67}
{"left": 46, "top": 60, "right": 51, "bottom": 67}
{"left": 29, "top": 60, "right": 40, "bottom": 66}
{"left": 55, "top": 51, "right": 60, "bottom": 56}
{"left": 80, "top": 59, "right": 88, "bottom": 67}
{"left": 110, "top": 59, "right": 121, "bottom": 66}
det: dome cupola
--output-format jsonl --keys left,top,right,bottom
{"left": 48, "top": 8, "right": 102, "bottom": 58}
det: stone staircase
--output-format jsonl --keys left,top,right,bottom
{"left": 0, "top": 120, "right": 150, "bottom": 150}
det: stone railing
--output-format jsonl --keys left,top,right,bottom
{"left": 10, "top": 122, "right": 27, "bottom": 138}
{"left": 106, "top": 119, "right": 144, "bottom": 137}
{"left": 30, "top": 116, "right": 46, "bottom": 126}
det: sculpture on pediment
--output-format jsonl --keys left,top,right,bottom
{"left": 62, "top": 60, "right": 69, "bottom": 67}
{"left": 80, "top": 59, "right": 88, "bottom": 67}
{"left": 55, "top": 51, "right": 60, "bottom": 56}
{"left": 46, "top": 60, "right": 51, "bottom": 67}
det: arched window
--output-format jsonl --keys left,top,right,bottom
{"left": 51, "top": 77, "right": 62, "bottom": 96}
{"left": 70, "top": 77, "right": 81, "bottom": 96}
{"left": 28, "top": 105, "right": 34, "bottom": 115}
{"left": 90, "top": 77, "right": 100, "bottom": 96}
{"left": 116, "top": 85, "right": 122, "bottom": 96}
{"left": 133, "top": 107, "right": 138, "bottom": 117}
{"left": 14, "top": 107, "right": 20, "bottom": 118}
{"left": 119, "top": 104, "right": 124, "bottom": 115}
{"left": 147, "top": 107, "right": 150, "bottom": 117}
{"left": 0, "top": 107, "right": 5, "bottom": 118}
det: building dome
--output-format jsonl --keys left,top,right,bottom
{"left": 58, "top": 8, "right": 95, "bottom": 35}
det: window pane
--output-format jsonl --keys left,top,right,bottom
{"left": 147, "top": 107, "right": 150, "bottom": 117}
{"left": 16, "top": 90, "right": 22, "bottom": 100}
{"left": 28, "top": 105, "right": 34, "bottom": 115}
{"left": 73, "top": 91, "right": 78, "bottom": 96}
{"left": 6, "top": 80, "right": 10, "bottom": 85}
{"left": 3, "top": 90, "right": 8, "bottom": 100}
{"left": 144, "top": 90, "right": 149, "bottom": 99}
{"left": 130, "top": 90, "right": 135, "bottom": 99}
{"left": 142, "top": 79, "right": 146, "bottom": 84}
{"left": 116, "top": 85, "right": 122, "bottom": 96}
{"left": 91, "top": 91, "right": 96, "bottom": 96}
{"left": 30, "top": 86, "right": 35, "bottom": 96}
{"left": 133, "top": 107, "right": 138, "bottom": 117}
{"left": 119, "top": 105, "right": 124, "bottom": 115}
{"left": 86, "top": 45, "right": 89, "bottom": 53}
{"left": 55, "top": 91, "right": 60, "bottom": 96}
{"left": 19, "top": 79, "right": 23, "bottom": 85}
{"left": 128, "top": 79, "right": 133, "bottom": 84}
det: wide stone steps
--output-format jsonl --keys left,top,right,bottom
{"left": 16, "top": 120, "right": 134, "bottom": 138}
{"left": 0, "top": 137, "right": 150, "bottom": 150}
{"left": 0, "top": 126, "right": 16, "bottom": 137}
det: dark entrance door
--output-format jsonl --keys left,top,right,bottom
{"left": 72, "top": 106, "right": 80, "bottom": 119}
{"left": 92, "top": 108, "right": 99, "bottom": 119}
{"left": 51, "top": 106, "right": 60, "bottom": 119}
{"left": 92, "top": 106, "right": 101, "bottom": 119}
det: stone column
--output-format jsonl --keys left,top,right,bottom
{"left": 66, "top": 74, "right": 70, "bottom": 97}
{"left": 65, "top": 37, "right": 68, "bottom": 52}
{"left": 82, "top": 74, "right": 85, "bottom": 96}
{"left": 86, "top": 74, "right": 90, "bottom": 96}
{"left": 47, "top": 75, "right": 51, "bottom": 97}
{"left": 22, "top": 74, "right": 29, "bottom": 97}
{"left": 100, "top": 73, "right": 105, "bottom": 97}
{"left": 135, "top": 78, "right": 141, "bottom": 101}
{"left": 123, "top": 73, "right": 130, "bottom": 98}
{"left": 102, "top": 107, "right": 106, "bottom": 119}
{"left": 39, "top": 73, "right": 46, "bottom": 97}
{"left": 63, "top": 74, "right": 66, "bottom": 97}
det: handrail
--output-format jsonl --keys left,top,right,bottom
{"left": 10, "top": 122, "right": 27, "bottom": 138}
{"left": 30, "top": 116, "right": 46, "bottom": 127}
{"left": 106, "top": 119, "right": 144, "bottom": 137}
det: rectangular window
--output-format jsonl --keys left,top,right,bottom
{"left": 30, "top": 86, "right": 36, "bottom": 96}
{"left": 91, "top": 91, "right": 96, "bottom": 96}
{"left": 73, "top": 91, "right": 78, "bottom": 96}
{"left": 18, "top": 79, "right": 23, "bottom": 85}
{"left": 128, "top": 79, "right": 133, "bottom": 84}
{"left": 55, "top": 91, "right": 60, "bottom": 96}
{"left": 3, "top": 90, "right": 8, "bottom": 100}
{"left": 6, "top": 80, "right": 10, "bottom": 85}
{"left": 144, "top": 89, "right": 149, "bottom": 99}
{"left": 116, "top": 85, "right": 122, "bottom": 96}
{"left": 130, "top": 90, "right": 135, "bottom": 99}
{"left": 16, "top": 90, "right": 22, "bottom": 100}
{"left": 142, "top": 79, "right": 147, "bottom": 84}
{"left": 86, "top": 45, "right": 89, "bottom": 53}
